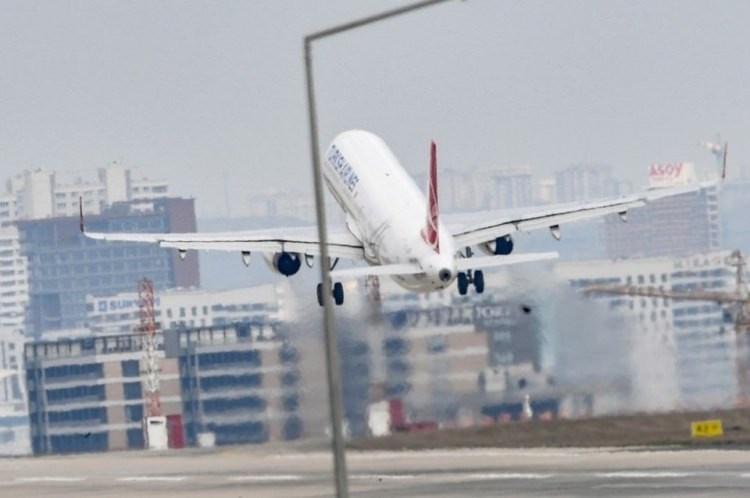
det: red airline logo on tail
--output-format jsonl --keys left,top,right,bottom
{"left": 421, "top": 141, "right": 440, "bottom": 254}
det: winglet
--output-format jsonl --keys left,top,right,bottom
{"left": 79, "top": 196, "right": 85, "bottom": 233}
{"left": 420, "top": 141, "right": 440, "bottom": 254}
{"left": 721, "top": 141, "right": 728, "bottom": 180}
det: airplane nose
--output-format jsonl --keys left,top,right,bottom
{"left": 438, "top": 268, "right": 452, "bottom": 282}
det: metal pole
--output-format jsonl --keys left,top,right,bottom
{"left": 306, "top": 0, "right": 457, "bottom": 42}
{"left": 304, "top": 40, "right": 349, "bottom": 497}
{"left": 303, "top": 2, "right": 463, "bottom": 496}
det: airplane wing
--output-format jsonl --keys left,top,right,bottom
{"left": 449, "top": 182, "right": 712, "bottom": 248}
{"left": 82, "top": 223, "right": 366, "bottom": 260}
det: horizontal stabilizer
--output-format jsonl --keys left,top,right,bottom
{"left": 331, "top": 263, "right": 423, "bottom": 278}
{"left": 456, "top": 252, "right": 559, "bottom": 271}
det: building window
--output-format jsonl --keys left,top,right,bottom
{"left": 123, "top": 382, "right": 142, "bottom": 400}
{"left": 121, "top": 360, "right": 140, "bottom": 377}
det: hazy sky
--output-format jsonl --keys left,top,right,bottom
{"left": 1, "top": 0, "right": 748, "bottom": 217}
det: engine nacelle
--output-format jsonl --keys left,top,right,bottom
{"left": 265, "top": 252, "right": 302, "bottom": 276}
{"left": 479, "top": 235, "right": 514, "bottom": 256}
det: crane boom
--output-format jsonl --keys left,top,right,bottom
{"left": 584, "top": 284, "right": 746, "bottom": 304}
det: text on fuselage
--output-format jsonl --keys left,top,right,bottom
{"left": 327, "top": 145, "right": 360, "bottom": 193}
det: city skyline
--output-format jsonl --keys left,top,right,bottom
{"left": 1, "top": 1, "right": 748, "bottom": 218}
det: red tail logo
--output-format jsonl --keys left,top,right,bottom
{"left": 421, "top": 141, "right": 440, "bottom": 253}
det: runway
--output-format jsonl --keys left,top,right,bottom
{"left": 2, "top": 445, "right": 750, "bottom": 497}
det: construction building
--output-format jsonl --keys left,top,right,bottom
{"left": 25, "top": 333, "right": 182, "bottom": 454}
{"left": 557, "top": 250, "right": 737, "bottom": 410}
{"left": 24, "top": 321, "right": 299, "bottom": 454}
{"left": 170, "top": 323, "right": 300, "bottom": 446}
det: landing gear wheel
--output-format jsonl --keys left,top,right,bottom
{"left": 316, "top": 283, "right": 324, "bottom": 306}
{"left": 333, "top": 282, "right": 344, "bottom": 306}
{"left": 474, "top": 270, "right": 485, "bottom": 294}
{"left": 457, "top": 272, "right": 469, "bottom": 296}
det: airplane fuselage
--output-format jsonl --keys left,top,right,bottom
{"left": 323, "top": 130, "right": 457, "bottom": 292}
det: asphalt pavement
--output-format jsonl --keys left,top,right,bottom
{"left": 2, "top": 445, "right": 750, "bottom": 497}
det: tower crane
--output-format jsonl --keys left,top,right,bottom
{"left": 699, "top": 135, "right": 729, "bottom": 180}
{"left": 584, "top": 250, "right": 750, "bottom": 331}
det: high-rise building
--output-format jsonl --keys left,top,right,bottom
{"left": 3, "top": 163, "right": 168, "bottom": 222}
{"left": 246, "top": 189, "right": 341, "bottom": 223}
{"left": 556, "top": 250, "right": 737, "bottom": 410}
{"left": 417, "top": 166, "right": 534, "bottom": 212}
{"left": 605, "top": 187, "right": 721, "bottom": 259}
{"left": 720, "top": 178, "right": 750, "bottom": 251}
{"left": 605, "top": 163, "right": 720, "bottom": 259}
{"left": 0, "top": 227, "right": 28, "bottom": 332}
{"left": 555, "top": 163, "right": 620, "bottom": 202}
{"left": 0, "top": 226, "right": 31, "bottom": 455}
{"left": 480, "top": 166, "right": 534, "bottom": 210}
{"left": 18, "top": 198, "right": 199, "bottom": 337}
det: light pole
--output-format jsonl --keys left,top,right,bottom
{"left": 303, "top": 1, "right": 461, "bottom": 496}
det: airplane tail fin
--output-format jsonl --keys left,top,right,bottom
{"left": 421, "top": 141, "right": 440, "bottom": 253}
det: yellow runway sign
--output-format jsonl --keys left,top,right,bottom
{"left": 691, "top": 419, "right": 724, "bottom": 438}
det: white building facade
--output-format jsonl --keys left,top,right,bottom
{"left": 556, "top": 250, "right": 738, "bottom": 411}
{"left": 0, "top": 226, "right": 30, "bottom": 455}
{"left": 2, "top": 163, "right": 168, "bottom": 222}
{"left": 85, "top": 285, "right": 279, "bottom": 336}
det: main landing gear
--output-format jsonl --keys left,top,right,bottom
{"left": 317, "top": 281, "right": 344, "bottom": 306}
{"left": 316, "top": 257, "right": 344, "bottom": 306}
{"left": 457, "top": 246, "right": 485, "bottom": 296}
{"left": 457, "top": 269, "right": 484, "bottom": 295}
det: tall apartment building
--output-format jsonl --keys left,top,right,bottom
{"left": 3, "top": 163, "right": 168, "bottom": 223}
{"left": 246, "top": 189, "right": 342, "bottom": 223}
{"left": 556, "top": 250, "right": 737, "bottom": 410}
{"left": 720, "top": 178, "right": 750, "bottom": 251}
{"left": 604, "top": 162, "right": 720, "bottom": 259}
{"left": 18, "top": 197, "right": 199, "bottom": 337}
{"left": 0, "top": 227, "right": 28, "bottom": 332}
{"left": 417, "top": 166, "right": 534, "bottom": 212}
{"left": 605, "top": 184, "right": 720, "bottom": 259}
{"left": 0, "top": 226, "right": 31, "bottom": 455}
{"left": 555, "top": 163, "right": 620, "bottom": 202}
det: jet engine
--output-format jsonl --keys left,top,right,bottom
{"left": 479, "top": 235, "right": 514, "bottom": 256}
{"left": 265, "top": 252, "right": 302, "bottom": 276}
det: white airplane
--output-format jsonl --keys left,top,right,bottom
{"left": 80, "top": 130, "right": 708, "bottom": 306}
